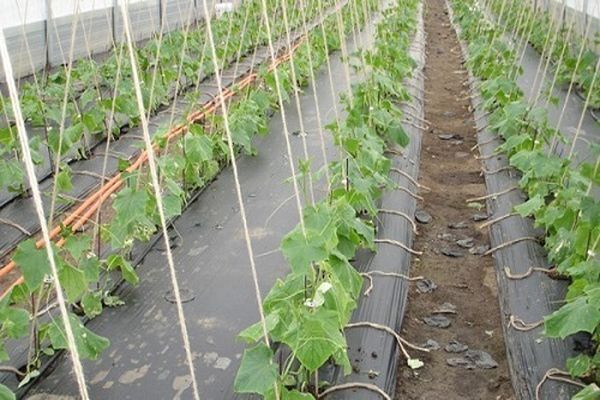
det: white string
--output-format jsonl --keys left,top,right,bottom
{"left": 567, "top": 57, "right": 599, "bottom": 159}
{"left": 256, "top": 0, "right": 307, "bottom": 235}
{"left": 529, "top": 0, "right": 563, "bottom": 104}
{"left": 119, "top": 4, "right": 201, "bottom": 400}
{"left": 199, "top": 0, "right": 274, "bottom": 368}
{"left": 557, "top": 10, "right": 594, "bottom": 120}
{"left": 166, "top": 0, "right": 199, "bottom": 128}
{"left": 551, "top": 14, "right": 594, "bottom": 152}
{"left": 0, "top": 28, "right": 90, "bottom": 400}
{"left": 297, "top": 0, "right": 332, "bottom": 190}
{"left": 47, "top": 0, "right": 82, "bottom": 229}
{"left": 278, "top": 0, "right": 316, "bottom": 205}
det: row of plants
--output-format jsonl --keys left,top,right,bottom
{"left": 0, "top": 0, "right": 374, "bottom": 398}
{"left": 0, "top": 0, "right": 336, "bottom": 199}
{"left": 451, "top": 0, "right": 600, "bottom": 398}
{"left": 233, "top": 0, "right": 421, "bottom": 397}
{"left": 487, "top": 0, "right": 599, "bottom": 110}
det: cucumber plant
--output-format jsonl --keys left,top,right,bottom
{"left": 452, "top": 1, "right": 600, "bottom": 397}
{"left": 487, "top": 0, "right": 600, "bottom": 110}
{"left": 234, "top": 0, "right": 420, "bottom": 397}
{"left": 0, "top": 0, "right": 338, "bottom": 201}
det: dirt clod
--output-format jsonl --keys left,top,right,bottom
{"left": 447, "top": 350, "right": 499, "bottom": 370}
{"left": 416, "top": 279, "right": 437, "bottom": 294}
{"left": 469, "top": 244, "right": 490, "bottom": 255}
{"left": 456, "top": 238, "right": 475, "bottom": 248}
{"left": 422, "top": 339, "right": 441, "bottom": 351}
{"left": 448, "top": 221, "right": 469, "bottom": 229}
{"left": 423, "top": 315, "right": 452, "bottom": 329}
{"left": 445, "top": 340, "right": 469, "bottom": 353}
{"left": 415, "top": 209, "right": 433, "bottom": 224}
{"left": 472, "top": 213, "right": 489, "bottom": 221}
{"left": 441, "top": 247, "right": 465, "bottom": 258}
{"left": 433, "top": 302, "right": 457, "bottom": 314}
{"left": 438, "top": 133, "right": 457, "bottom": 140}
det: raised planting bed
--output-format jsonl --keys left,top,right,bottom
{"left": 448, "top": 0, "right": 600, "bottom": 398}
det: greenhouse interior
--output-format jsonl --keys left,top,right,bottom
{"left": 0, "top": 0, "right": 598, "bottom": 399}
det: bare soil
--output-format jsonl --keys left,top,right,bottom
{"left": 394, "top": 1, "right": 515, "bottom": 399}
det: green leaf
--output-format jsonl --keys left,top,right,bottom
{"left": 185, "top": 132, "right": 213, "bottom": 163}
{"left": 567, "top": 354, "right": 592, "bottom": 378}
{"left": 0, "top": 307, "right": 30, "bottom": 339}
{"left": 81, "top": 292, "right": 103, "bottom": 319}
{"left": 0, "top": 384, "right": 15, "bottom": 400}
{"left": 329, "top": 254, "right": 360, "bottom": 294}
{"left": 237, "top": 313, "right": 279, "bottom": 344}
{"left": 281, "top": 230, "right": 327, "bottom": 275}
{"left": 163, "top": 193, "right": 182, "bottom": 219}
{"left": 234, "top": 343, "right": 278, "bottom": 395}
{"left": 0, "top": 159, "right": 23, "bottom": 192}
{"left": 290, "top": 310, "right": 345, "bottom": 371}
{"left": 56, "top": 167, "right": 73, "bottom": 193}
{"left": 0, "top": 343, "right": 9, "bottom": 361}
{"left": 13, "top": 239, "right": 51, "bottom": 291}
{"left": 106, "top": 255, "right": 139, "bottom": 286}
{"left": 514, "top": 194, "right": 544, "bottom": 217}
{"left": 387, "top": 122, "right": 409, "bottom": 147}
{"left": 48, "top": 123, "right": 84, "bottom": 155}
{"left": 81, "top": 256, "right": 101, "bottom": 283}
{"left": 47, "top": 313, "right": 110, "bottom": 360}
{"left": 281, "top": 389, "right": 315, "bottom": 400}
{"left": 63, "top": 234, "right": 91, "bottom": 261}
{"left": 573, "top": 384, "right": 600, "bottom": 400}
{"left": 58, "top": 263, "right": 87, "bottom": 303}
{"left": 281, "top": 205, "right": 338, "bottom": 274}
{"left": 103, "top": 295, "right": 125, "bottom": 307}
{"left": 544, "top": 297, "right": 600, "bottom": 338}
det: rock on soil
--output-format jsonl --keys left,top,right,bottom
{"left": 415, "top": 209, "right": 433, "bottom": 224}
{"left": 423, "top": 315, "right": 452, "bottom": 328}
{"left": 447, "top": 350, "right": 499, "bottom": 370}
{"left": 416, "top": 279, "right": 437, "bottom": 293}
{"left": 445, "top": 340, "right": 469, "bottom": 353}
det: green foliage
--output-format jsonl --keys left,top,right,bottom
{"left": 13, "top": 240, "right": 51, "bottom": 292}
{"left": 46, "top": 314, "right": 110, "bottom": 360}
{"left": 234, "top": 343, "right": 278, "bottom": 395}
{"left": 487, "top": 0, "right": 599, "bottom": 110}
{"left": 235, "top": 0, "right": 419, "bottom": 396}
{"left": 452, "top": 1, "right": 600, "bottom": 397}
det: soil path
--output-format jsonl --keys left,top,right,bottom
{"left": 395, "top": 1, "right": 514, "bottom": 399}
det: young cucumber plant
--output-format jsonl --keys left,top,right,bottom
{"left": 0, "top": 0, "right": 337, "bottom": 199}
{"left": 234, "top": 0, "right": 420, "bottom": 397}
{"left": 487, "top": 0, "right": 599, "bottom": 110}
{"left": 452, "top": 1, "right": 600, "bottom": 397}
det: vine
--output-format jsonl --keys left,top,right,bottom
{"left": 486, "top": 0, "right": 599, "bottom": 110}
{"left": 234, "top": 0, "right": 421, "bottom": 397}
{"left": 0, "top": 0, "right": 337, "bottom": 201}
